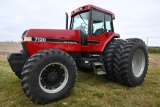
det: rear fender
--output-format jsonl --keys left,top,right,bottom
{"left": 91, "top": 32, "right": 120, "bottom": 52}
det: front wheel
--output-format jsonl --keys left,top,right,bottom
{"left": 21, "top": 49, "right": 77, "bottom": 104}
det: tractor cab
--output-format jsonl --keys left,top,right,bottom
{"left": 70, "top": 5, "right": 115, "bottom": 35}
{"left": 68, "top": 5, "right": 119, "bottom": 52}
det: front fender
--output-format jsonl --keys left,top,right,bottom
{"left": 7, "top": 52, "right": 27, "bottom": 75}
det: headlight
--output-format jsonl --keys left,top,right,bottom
{"left": 23, "top": 37, "right": 32, "bottom": 41}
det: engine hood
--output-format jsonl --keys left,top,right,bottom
{"left": 26, "top": 29, "right": 81, "bottom": 41}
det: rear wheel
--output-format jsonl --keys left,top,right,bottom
{"left": 21, "top": 49, "right": 77, "bottom": 104}
{"left": 114, "top": 38, "right": 148, "bottom": 86}
{"left": 103, "top": 39, "right": 124, "bottom": 81}
{"left": 15, "top": 72, "right": 21, "bottom": 79}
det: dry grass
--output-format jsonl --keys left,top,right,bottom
{"left": 149, "top": 54, "right": 160, "bottom": 67}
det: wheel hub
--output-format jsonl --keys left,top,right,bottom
{"left": 47, "top": 71, "right": 58, "bottom": 82}
{"left": 39, "top": 63, "right": 69, "bottom": 93}
{"left": 132, "top": 49, "right": 145, "bottom": 77}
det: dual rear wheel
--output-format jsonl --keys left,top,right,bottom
{"left": 104, "top": 38, "right": 148, "bottom": 86}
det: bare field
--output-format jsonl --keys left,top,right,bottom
{"left": 0, "top": 42, "right": 22, "bottom": 60}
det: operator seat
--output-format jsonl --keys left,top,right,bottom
{"left": 94, "top": 28, "right": 104, "bottom": 36}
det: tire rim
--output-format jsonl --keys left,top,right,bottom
{"left": 39, "top": 63, "right": 69, "bottom": 93}
{"left": 132, "top": 49, "right": 145, "bottom": 77}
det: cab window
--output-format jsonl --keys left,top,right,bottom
{"left": 71, "top": 11, "right": 89, "bottom": 35}
{"left": 92, "top": 10, "right": 105, "bottom": 36}
{"left": 105, "top": 14, "right": 113, "bottom": 32}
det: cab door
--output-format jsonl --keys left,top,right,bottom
{"left": 90, "top": 9, "right": 113, "bottom": 52}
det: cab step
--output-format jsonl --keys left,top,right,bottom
{"left": 97, "top": 71, "right": 106, "bottom": 75}
{"left": 93, "top": 62, "right": 102, "bottom": 66}
{"left": 92, "top": 62, "right": 106, "bottom": 75}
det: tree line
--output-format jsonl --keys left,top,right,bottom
{"left": 148, "top": 47, "right": 160, "bottom": 54}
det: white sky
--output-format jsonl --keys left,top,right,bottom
{"left": 0, "top": 0, "right": 160, "bottom": 46}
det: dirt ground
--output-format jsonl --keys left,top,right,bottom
{"left": 0, "top": 42, "right": 22, "bottom": 60}
{"left": 0, "top": 42, "right": 160, "bottom": 67}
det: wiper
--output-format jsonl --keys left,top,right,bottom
{"left": 78, "top": 14, "right": 87, "bottom": 26}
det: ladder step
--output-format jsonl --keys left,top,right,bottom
{"left": 97, "top": 71, "right": 106, "bottom": 75}
{"left": 93, "top": 62, "right": 102, "bottom": 66}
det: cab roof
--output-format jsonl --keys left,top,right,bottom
{"left": 71, "top": 4, "right": 115, "bottom": 19}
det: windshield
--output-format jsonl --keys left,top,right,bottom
{"left": 71, "top": 11, "right": 89, "bottom": 35}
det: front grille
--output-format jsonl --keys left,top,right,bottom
{"left": 21, "top": 42, "right": 30, "bottom": 58}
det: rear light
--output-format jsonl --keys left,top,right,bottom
{"left": 71, "top": 11, "right": 74, "bottom": 14}
{"left": 79, "top": 6, "right": 88, "bottom": 11}
{"left": 79, "top": 7, "right": 83, "bottom": 10}
{"left": 71, "top": 6, "right": 88, "bottom": 15}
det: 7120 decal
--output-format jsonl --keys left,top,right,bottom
{"left": 34, "top": 37, "right": 46, "bottom": 42}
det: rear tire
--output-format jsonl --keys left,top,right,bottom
{"left": 15, "top": 71, "right": 21, "bottom": 79}
{"left": 114, "top": 38, "right": 148, "bottom": 86}
{"left": 103, "top": 39, "right": 124, "bottom": 81}
{"left": 21, "top": 49, "right": 77, "bottom": 104}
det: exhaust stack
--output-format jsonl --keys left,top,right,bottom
{"left": 65, "top": 12, "right": 68, "bottom": 30}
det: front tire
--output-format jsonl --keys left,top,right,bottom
{"left": 21, "top": 49, "right": 77, "bottom": 104}
{"left": 114, "top": 38, "right": 148, "bottom": 86}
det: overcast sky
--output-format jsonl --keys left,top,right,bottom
{"left": 0, "top": 0, "right": 160, "bottom": 46}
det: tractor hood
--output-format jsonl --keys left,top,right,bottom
{"left": 25, "top": 29, "right": 81, "bottom": 42}
{"left": 22, "top": 29, "right": 82, "bottom": 55}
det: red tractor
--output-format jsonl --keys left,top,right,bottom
{"left": 7, "top": 4, "right": 148, "bottom": 104}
